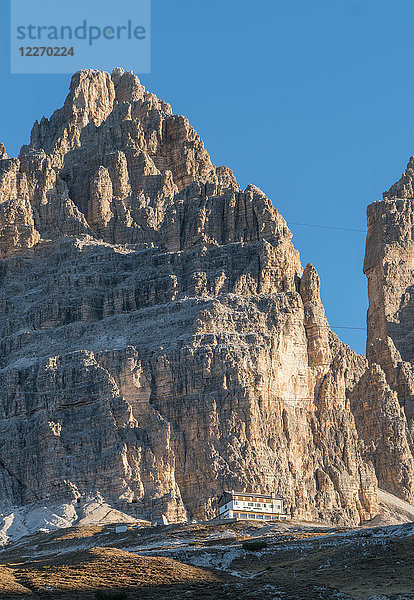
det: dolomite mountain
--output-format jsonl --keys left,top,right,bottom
{"left": 0, "top": 68, "right": 413, "bottom": 527}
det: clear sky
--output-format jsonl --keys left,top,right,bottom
{"left": 1, "top": 0, "right": 414, "bottom": 355}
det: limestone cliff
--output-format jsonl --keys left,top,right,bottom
{"left": 0, "top": 67, "right": 403, "bottom": 525}
{"left": 360, "top": 159, "right": 414, "bottom": 504}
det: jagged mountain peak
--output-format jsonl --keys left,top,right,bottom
{"left": 0, "top": 142, "right": 8, "bottom": 160}
{"left": 383, "top": 155, "right": 414, "bottom": 200}
{"left": 1, "top": 69, "right": 414, "bottom": 528}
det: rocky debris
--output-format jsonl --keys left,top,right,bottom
{"left": 1, "top": 515, "right": 414, "bottom": 600}
{"left": 0, "top": 67, "right": 412, "bottom": 526}
{"left": 370, "top": 488, "right": 414, "bottom": 526}
{"left": 0, "top": 495, "right": 146, "bottom": 546}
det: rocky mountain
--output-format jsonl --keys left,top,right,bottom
{"left": 356, "top": 164, "right": 414, "bottom": 504}
{"left": 0, "top": 68, "right": 413, "bottom": 526}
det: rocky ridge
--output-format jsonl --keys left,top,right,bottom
{"left": 0, "top": 68, "right": 413, "bottom": 526}
{"left": 356, "top": 160, "right": 414, "bottom": 504}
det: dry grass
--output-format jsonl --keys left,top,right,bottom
{"left": 1, "top": 520, "right": 413, "bottom": 599}
{"left": 0, "top": 547, "right": 221, "bottom": 599}
{"left": 0, "top": 565, "right": 31, "bottom": 595}
{"left": 53, "top": 525, "right": 105, "bottom": 541}
{"left": 231, "top": 530, "right": 414, "bottom": 598}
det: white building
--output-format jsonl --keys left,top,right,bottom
{"left": 217, "top": 490, "right": 287, "bottom": 521}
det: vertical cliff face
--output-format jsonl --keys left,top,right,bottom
{"left": 362, "top": 161, "right": 414, "bottom": 503}
{"left": 0, "top": 68, "right": 394, "bottom": 525}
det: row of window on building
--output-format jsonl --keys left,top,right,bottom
{"left": 234, "top": 513, "right": 285, "bottom": 520}
{"left": 231, "top": 500, "right": 281, "bottom": 510}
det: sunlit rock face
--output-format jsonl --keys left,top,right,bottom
{"left": 5, "top": 67, "right": 414, "bottom": 525}
{"left": 360, "top": 161, "right": 414, "bottom": 504}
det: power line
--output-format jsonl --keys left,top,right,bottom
{"left": 331, "top": 325, "right": 366, "bottom": 330}
{"left": 288, "top": 221, "right": 367, "bottom": 233}
{"left": 291, "top": 321, "right": 366, "bottom": 330}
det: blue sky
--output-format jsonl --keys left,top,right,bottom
{"left": 1, "top": 0, "right": 414, "bottom": 355}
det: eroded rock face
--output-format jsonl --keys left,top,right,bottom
{"left": 0, "top": 67, "right": 401, "bottom": 524}
{"left": 0, "top": 144, "right": 8, "bottom": 160}
{"left": 0, "top": 198, "right": 40, "bottom": 258}
{"left": 350, "top": 363, "right": 414, "bottom": 503}
{"left": 361, "top": 160, "right": 414, "bottom": 504}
